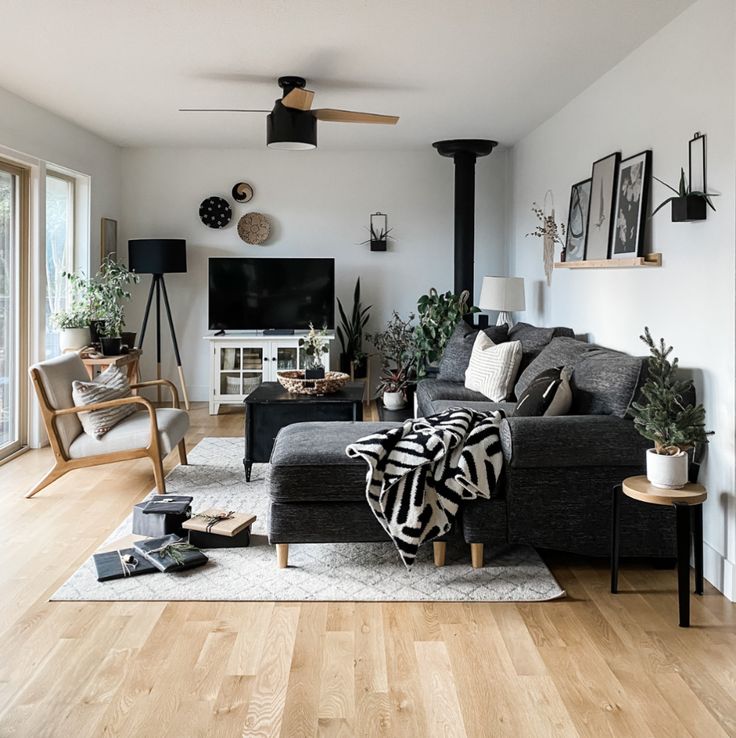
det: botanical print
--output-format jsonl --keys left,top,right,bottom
{"left": 565, "top": 179, "right": 591, "bottom": 262}
{"left": 585, "top": 153, "right": 620, "bottom": 260}
{"left": 612, "top": 151, "right": 651, "bottom": 258}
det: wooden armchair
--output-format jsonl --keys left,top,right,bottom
{"left": 27, "top": 353, "right": 189, "bottom": 498}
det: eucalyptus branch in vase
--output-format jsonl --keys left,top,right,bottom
{"left": 526, "top": 202, "right": 566, "bottom": 286}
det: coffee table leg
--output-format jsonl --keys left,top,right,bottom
{"left": 610, "top": 484, "right": 622, "bottom": 593}
{"left": 244, "top": 404, "right": 254, "bottom": 482}
{"left": 692, "top": 503, "right": 704, "bottom": 595}
{"left": 675, "top": 503, "right": 691, "bottom": 627}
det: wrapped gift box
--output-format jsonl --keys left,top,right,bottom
{"left": 93, "top": 547, "right": 159, "bottom": 582}
{"left": 132, "top": 498, "right": 192, "bottom": 538}
{"left": 140, "top": 495, "right": 193, "bottom": 515}
{"left": 134, "top": 534, "right": 208, "bottom": 573}
{"left": 183, "top": 509, "right": 256, "bottom": 549}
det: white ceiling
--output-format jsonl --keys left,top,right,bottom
{"left": 3, "top": 0, "right": 693, "bottom": 149}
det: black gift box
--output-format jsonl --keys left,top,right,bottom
{"left": 141, "top": 495, "right": 193, "bottom": 515}
{"left": 188, "top": 527, "right": 251, "bottom": 549}
{"left": 132, "top": 501, "right": 191, "bottom": 537}
{"left": 93, "top": 547, "right": 159, "bottom": 582}
{"left": 134, "top": 534, "right": 208, "bottom": 573}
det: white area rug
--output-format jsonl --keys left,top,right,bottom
{"left": 52, "top": 437, "right": 565, "bottom": 602}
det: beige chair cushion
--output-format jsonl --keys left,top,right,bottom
{"left": 30, "top": 353, "right": 88, "bottom": 454}
{"left": 68, "top": 407, "right": 189, "bottom": 459}
{"left": 72, "top": 366, "right": 136, "bottom": 439}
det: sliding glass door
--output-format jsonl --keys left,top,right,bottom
{"left": 0, "top": 159, "right": 28, "bottom": 460}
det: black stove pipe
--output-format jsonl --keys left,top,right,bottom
{"left": 433, "top": 139, "right": 497, "bottom": 299}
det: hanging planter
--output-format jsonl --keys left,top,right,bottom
{"left": 526, "top": 192, "right": 565, "bottom": 286}
{"left": 360, "top": 212, "right": 392, "bottom": 252}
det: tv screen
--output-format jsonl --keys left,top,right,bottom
{"left": 208, "top": 257, "right": 335, "bottom": 331}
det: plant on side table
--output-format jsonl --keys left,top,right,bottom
{"left": 337, "top": 278, "right": 371, "bottom": 378}
{"left": 413, "top": 288, "right": 477, "bottom": 377}
{"left": 366, "top": 311, "right": 416, "bottom": 409}
{"left": 299, "top": 323, "right": 330, "bottom": 379}
{"left": 629, "top": 327, "right": 711, "bottom": 489}
{"left": 89, "top": 257, "right": 140, "bottom": 355}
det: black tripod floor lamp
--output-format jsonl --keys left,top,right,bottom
{"left": 128, "top": 239, "right": 190, "bottom": 410}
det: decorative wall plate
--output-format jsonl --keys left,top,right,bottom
{"left": 232, "top": 182, "right": 254, "bottom": 203}
{"left": 238, "top": 212, "right": 271, "bottom": 245}
{"left": 199, "top": 196, "right": 232, "bottom": 229}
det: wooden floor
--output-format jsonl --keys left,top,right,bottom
{"left": 0, "top": 403, "right": 735, "bottom": 737}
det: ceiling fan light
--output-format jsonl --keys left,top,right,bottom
{"left": 266, "top": 103, "right": 317, "bottom": 150}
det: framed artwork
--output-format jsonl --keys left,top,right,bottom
{"left": 101, "top": 218, "right": 118, "bottom": 263}
{"left": 612, "top": 150, "right": 652, "bottom": 259}
{"left": 564, "top": 178, "right": 591, "bottom": 262}
{"left": 584, "top": 152, "right": 620, "bottom": 260}
{"left": 689, "top": 133, "right": 706, "bottom": 193}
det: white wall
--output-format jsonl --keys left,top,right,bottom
{"left": 120, "top": 146, "right": 508, "bottom": 400}
{"left": 507, "top": 0, "right": 736, "bottom": 598}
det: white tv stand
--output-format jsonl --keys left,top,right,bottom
{"left": 204, "top": 332, "right": 335, "bottom": 415}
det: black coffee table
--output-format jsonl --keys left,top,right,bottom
{"left": 243, "top": 381, "right": 364, "bottom": 481}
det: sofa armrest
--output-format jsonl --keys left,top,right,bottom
{"left": 500, "top": 415, "right": 650, "bottom": 468}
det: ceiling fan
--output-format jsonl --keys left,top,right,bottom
{"left": 180, "top": 75, "right": 399, "bottom": 150}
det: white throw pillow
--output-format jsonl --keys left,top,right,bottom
{"left": 465, "top": 333, "right": 522, "bottom": 402}
{"left": 72, "top": 366, "right": 135, "bottom": 440}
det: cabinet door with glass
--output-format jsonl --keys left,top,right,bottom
{"left": 216, "top": 343, "right": 267, "bottom": 398}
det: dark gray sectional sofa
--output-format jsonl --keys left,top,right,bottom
{"left": 417, "top": 322, "right": 676, "bottom": 559}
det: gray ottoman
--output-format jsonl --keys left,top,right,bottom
{"left": 269, "top": 421, "right": 470, "bottom": 568}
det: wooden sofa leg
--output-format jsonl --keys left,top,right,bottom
{"left": 433, "top": 542, "right": 447, "bottom": 567}
{"left": 151, "top": 454, "right": 166, "bottom": 493}
{"left": 26, "top": 465, "right": 65, "bottom": 498}
{"left": 471, "top": 543, "right": 484, "bottom": 569}
{"left": 178, "top": 440, "right": 188, "bottom": 466}
{"left": 276, "top": 544, "right": 289, "bottom": 569}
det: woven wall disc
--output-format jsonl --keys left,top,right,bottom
{"left": 237, "top": 212, "right": 270, "bottom": 244}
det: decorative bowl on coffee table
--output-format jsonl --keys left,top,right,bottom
{"left": 276, "top": 370, "right": 350, "bottom": 395}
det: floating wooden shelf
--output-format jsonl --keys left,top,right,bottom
{"left": 554, "top": 253, "right": 662, "bottom": 270}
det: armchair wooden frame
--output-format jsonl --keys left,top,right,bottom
{"left": 26, "top": 373, "right": 187, "bottom": 499}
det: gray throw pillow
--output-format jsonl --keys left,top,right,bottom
{"left": 508, "top": 322, "right": 575, "bottom": 378}
{"left": 514, "top": 336, "right": 592, "bottom": 399}
{"left": 437, "top": 321, "right": 509, "bottom": 383}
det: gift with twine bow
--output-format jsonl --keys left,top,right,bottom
{"left": 183, "top": 509, "right": 257, "bottom": 537}
{"left": 92, "top": 547, "right": 159, "bottom": 581}
{"left": 134, "top": 534, "right": 209, "bottom": 572}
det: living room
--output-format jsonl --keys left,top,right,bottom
{"left": 1, "top": 0, "right": 735, "bottom": 735}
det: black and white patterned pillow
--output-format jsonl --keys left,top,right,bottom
{"left": 514, "top": 366, "right": 572, "bottom": 417}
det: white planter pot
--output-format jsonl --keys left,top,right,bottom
{"left": 58, "top": 327, "right": 91, "bottom": 352}
{"left": 383, "top": 391, "right": 406, "bottom": 410}
{"left": 646, "top": 448, "right": 688, "bottom": 489}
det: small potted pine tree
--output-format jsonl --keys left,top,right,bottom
{"left": 629, "top": 327, "right": 710, "bottom": 489}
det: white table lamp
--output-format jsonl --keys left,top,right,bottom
{"left": 478, "top": 276, "right": 526, "bottom": 327}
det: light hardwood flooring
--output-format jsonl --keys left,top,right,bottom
{"left": 0, "top": 403, "right": 735, "bottom": 737}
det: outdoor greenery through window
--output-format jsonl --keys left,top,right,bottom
{"left": 45, "top": 172, "right": 75, "bottom": 358}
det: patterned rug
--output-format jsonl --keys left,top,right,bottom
{"left": 52, "top": 437, "right": 565, "bottom": 602}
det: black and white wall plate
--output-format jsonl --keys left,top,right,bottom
{"left": 232, "top": 182, "right": 254, "bottom": 203}
{"left": 199, "top": 196, "right": 232, "bottom": 229}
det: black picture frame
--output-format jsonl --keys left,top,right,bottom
{"left": 584, "top": 152, "right": 621, "bottom": 261}
{"left": 611, "top": 150, "right": 652, "bottom": 259}
{"left": 564, "top": 178, "right": 592, "bottom": 262}
{"left": 688, "top": 133, "right": 706, "bottom": 194}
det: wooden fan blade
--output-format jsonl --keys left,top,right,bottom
{"left": 281, "top": 88, "right": 315, "bottom": 111}
{"left": 178, "top": 108, "right": 270, "bottom": 113}
{"left": 312, "top": 109, "right": 399, "bottom": 124}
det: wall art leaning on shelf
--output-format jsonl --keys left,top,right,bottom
{"left": 564, "top": 178, "right": 591, "bottom": 262}
{"left": 585, "top": 151, "right": 620, "bottom": 260}
{"left": 612, "top": 150, "right": 652, "bottom": 259}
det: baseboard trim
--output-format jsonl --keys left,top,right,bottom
{"left": 703, "top": 541, "right": 735, "bottom": 602}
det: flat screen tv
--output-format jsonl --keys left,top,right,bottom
{"left": 208, "top": 257, "right": 335, "bottom": 331}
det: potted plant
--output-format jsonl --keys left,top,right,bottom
{"left": 652, "top": 168, "right": 718, "bottom": 222}
{"left": 413, "top": 288, "right": 478, "bottom": 377}
{"left": 629, "top": 327, "right": 711, "bottom": 489}
{"left": 360, "top": 224, "right": 393, "bottom": 252}
{"left": 299, "top": 323, "right": 330, "bottom": 379}
{"left": 366, "top": 311, "right": 416, "bottom": 409}
{"left": 337, "top": 278, "right": 371, "bottom": 377}
{"left": 51, "top": 308, "right": 91, "bottom": 352}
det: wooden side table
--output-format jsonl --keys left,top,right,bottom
{"left": 611, "top": 475, "right": 706, "bottom": 627}
{"left": 81, "top": 348, "right": 142, "bottom": 382}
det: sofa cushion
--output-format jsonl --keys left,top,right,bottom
{"left": 514, "top": 367, "right": 572, "bottom": 417}
{"left": 571, "top": 349, "right": 645, "bottom": 417}
{"left": 508, "top": 322, "right": 575, "bottom": 377}
{"left": 514, "top": 336, "right": 592, "bottom": 398}
{"left": 437, "top": 321, "right": 509, "bottom": 382}
{"left": 430, "top": 399, "right": 517, "bottom": 416}
{"left": 465, "top": 333, "right": 522, "bottom": 401}
{"left": 416, "top": 378, "right": 488, "bottom": 417}
{"left": 269, "top": 421, "right": 403, "bottom": 503}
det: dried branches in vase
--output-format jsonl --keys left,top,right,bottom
{"left": 526, "top": 201, "right": 566, "bottom": 286}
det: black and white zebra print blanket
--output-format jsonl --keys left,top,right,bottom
{"left": 346, "top": 407, "right": 504, "bottom": 567}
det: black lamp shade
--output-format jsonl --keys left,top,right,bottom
{"left": 267, "top": 102, "right": 317, "bottom": 150}
{"left": 128, "top": 239, "right": 187, "bottom": 275}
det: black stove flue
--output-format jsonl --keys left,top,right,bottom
{"left": 433, "top": 139, "right": 497, "bottom": 300}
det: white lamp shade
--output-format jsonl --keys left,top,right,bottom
{"left": 478, "top": 276, "right": 526, "bottom": 312}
